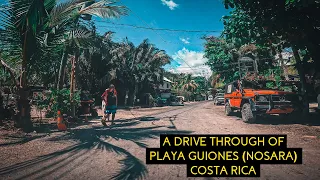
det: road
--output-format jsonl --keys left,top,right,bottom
{"left": 0, "top": 101, "right": 320, "bottom": 180}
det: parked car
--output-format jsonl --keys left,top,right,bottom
{"left": 176, "top": 96, "right": 185, "bottom": 102}
{"left": 171, "top": 96, "right": 184, "bottom": 106}
{"left": 214, "top": 93, "right": 225, "bottom": 105}
{"left": 156, "top": 97, "right": 167, "bottom": 107}
{"left": 224, "top": 79, "right": 303, "bottom": 122}
{"left": 208, "top": 95, "right": 214, "bottom": 101}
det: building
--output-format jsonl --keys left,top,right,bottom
{"left": 158, "top": 77, "right": 173, "bottom": 99}
{"left": 159, "top": 77, "right": 173, "bottom": 90}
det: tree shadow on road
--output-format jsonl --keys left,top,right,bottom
{"left": 250, "top": 113, "right": 320, "bottom": 126}
{"left": 0, "top": 134, "right": 48, "bottom": 147}
{"left": 233, "top": 111, "right": 320, "bottom": 126}
{"left": 0, "top": 119, "right": 192, "bottom": 180}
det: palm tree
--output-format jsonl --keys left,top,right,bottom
{"left": 77, "top": 31, "right": 115, "bottom": 93}
{"left": 111, "top": 38, "right": 170, "bottom": 106}
{"left": 0, "top": 0, "right": 127, "bottom": 130}
{"left": 181, "top": 74, "right": 198, "bottom": 92}
{"left": 178, "top": 74, "right": 198, "bottom": 101}
{"left": 0, "top": 0, "right": 56, "bottom": 131}
{"left": 42, "top": 0, "right": 128, "bottom": 90}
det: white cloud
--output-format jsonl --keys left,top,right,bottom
{"left": 161, "top": 0, "right": 178, "bottom": 10}
{"left": 170, "top": 48, "right": 212, "bottom": 78}
{"left": 180, "top": 37, "right": 190, "bottom": 44}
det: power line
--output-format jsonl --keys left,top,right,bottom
{"left": 96, "top": 25, "right": 205, "bottom": 46}
{"left": 115, "top": 1, "right": 200, "bottom": 74}
{"left": 95, "top": 20, "right": 223, "bottom": 33}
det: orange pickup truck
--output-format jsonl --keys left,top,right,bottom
{"left": 224, "top": 80, "right": 303, "bottom": 122}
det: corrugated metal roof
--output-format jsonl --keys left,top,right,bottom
{"left": 163, "top": 77, "right": 173, "bottom": 83}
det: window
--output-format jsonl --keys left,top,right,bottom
{"left": 166, "top": 83, "right": 169, "bottom": 88}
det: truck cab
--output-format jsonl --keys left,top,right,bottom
{"left": 224, "top": 80, "right": 303, "bottom": 122}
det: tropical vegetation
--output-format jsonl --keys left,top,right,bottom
{"left": 0, "top": 0, "right": 170, "bottom": 132}
{"left": 204, "top": 0, "right": 320, "bottom": 114}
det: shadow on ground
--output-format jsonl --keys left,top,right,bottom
{"left": 0, "top": 134, "right": 48, "bottom": 147}
{"left": 0, "top": 118, "right": 192, "bottom": 180}
{"left": 233, "top": 111, "right": 320, "bottom": 126}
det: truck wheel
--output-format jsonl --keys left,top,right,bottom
{"left": 225, "top": 102, "right": 232, "bottom": 116}
{"left": 241, "top": 103, "right": 256, "bottom": 123}
{"left": 286, "top": 110, "right": 303, "bottom": 122}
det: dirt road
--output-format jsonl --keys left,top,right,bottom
{"left": 0, "top": 101, "right": 320, "bottom": 180}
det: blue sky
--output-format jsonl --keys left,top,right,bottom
{"left": 93, "top": 0, "right": 230, "bottom": 76}
{"left": 1, "top": 0, "right": 230, "bottom": 76}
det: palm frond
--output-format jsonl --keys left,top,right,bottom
{"left": 48, "top": 0, "right": 88, "bottom": 27}
{"left": 9, "top": 0, "right": 49, "bottom": 33}
{"left": 112, "top": 155, "right": 147, "bottom": 180}
{"left": 79, "top": 0, "right": 128, "bottom": 18}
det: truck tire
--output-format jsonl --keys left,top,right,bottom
{"left": 241, "top": 103, "right": 256, "bottom": 123}
{"left": 225, "top": 102, "right": 232, "bottom": 116}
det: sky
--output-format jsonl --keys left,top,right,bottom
{"left": 93, "top": 0, "right": 230, "bottom": 78}
{"left": 1, "top": 0, "right": 230, "bottom": 78}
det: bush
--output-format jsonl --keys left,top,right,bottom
{"left": 34, "top": 88, "right": 80, "bottom": 118}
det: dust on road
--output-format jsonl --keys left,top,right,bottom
{"left": 0, "top": 101, "right": 319, "bottom": 180}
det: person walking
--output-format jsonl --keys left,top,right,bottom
{"left": 101, "top": 84, "right": 118, "bottom": 125}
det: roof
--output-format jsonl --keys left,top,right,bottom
{"left": 163, "top": 77, "right": 173, "bottom": 83}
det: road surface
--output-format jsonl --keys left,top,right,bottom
{"left": 0, "top": 101, "right": 320, "bottom": 180}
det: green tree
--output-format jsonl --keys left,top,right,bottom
{"left": 222, "top": 0, "right": 320, "bottom": 114}
{"left": 181, "top": 74, "right": 198, "bottom": 93}
{"left": 222, "top": 8, "right": 290, "bottom": 80}
{"left": 0, "top": 0, "right": 56, "bottom": 131}
{"left": 203, "top": 36, "right": 239, "bottom": 83}
{"left": 0, "top": 0, "right": 127, "bottom": 130}
{"left": 52, "top": 0, "right": 128, "bottom": 90}
{"left": 111, "top": 38, "right": 170, "bottom": 106}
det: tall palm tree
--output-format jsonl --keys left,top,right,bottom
{"left": 181, "top": 74, "right": 198, "bottom": 92}
{"left": 111, "top": 38, "right": 170, "bottom": 106}
{"left": 0, "top": 0, "right": 57, "bottom": 131}
{"left": 77, "top": 31, "right": 115, "bottom": 92}
{"left": 0, "top": 0, "right": 127, "bottom": 130}
{"left": 44, "top": 0, "right": 128, "bottom": 89}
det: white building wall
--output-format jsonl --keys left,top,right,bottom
{"left": 159, "top": 81, "right": 171, "bottom": 90}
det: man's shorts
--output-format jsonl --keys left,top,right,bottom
{"left": 105, "top": 105, "right": 117, "bottom": 114}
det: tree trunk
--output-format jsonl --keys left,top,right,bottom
{"left": 128, "top": 92, "right": 134, "bottom": 107}
{"left": 70, "top": 49, "right": 79, "bottom": 117}
{"left": 292, "top": 47, "right": 309, "bottom": 115}
{"left": 57, "top": 48, "right": 68, "bottom": 89}
{"left": 17, "top": 22, "right": 33, "bottom": 132}
{"left": 278, "top": 52, "right": 289, "bottom": 80}
{"left": 17, "top": 88, "right": 33, "bottom": 132}
{"left": 0, "top": 93, "right": 4, "bottom": 125}
{"left": 70, "top": 56, "right": 75, "bottom": 117}
{"left": 124, "top": 90, "right": 129, "bottom": 107}
{"left": 128, "top": 87, "right": 136, "bottom": 107}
